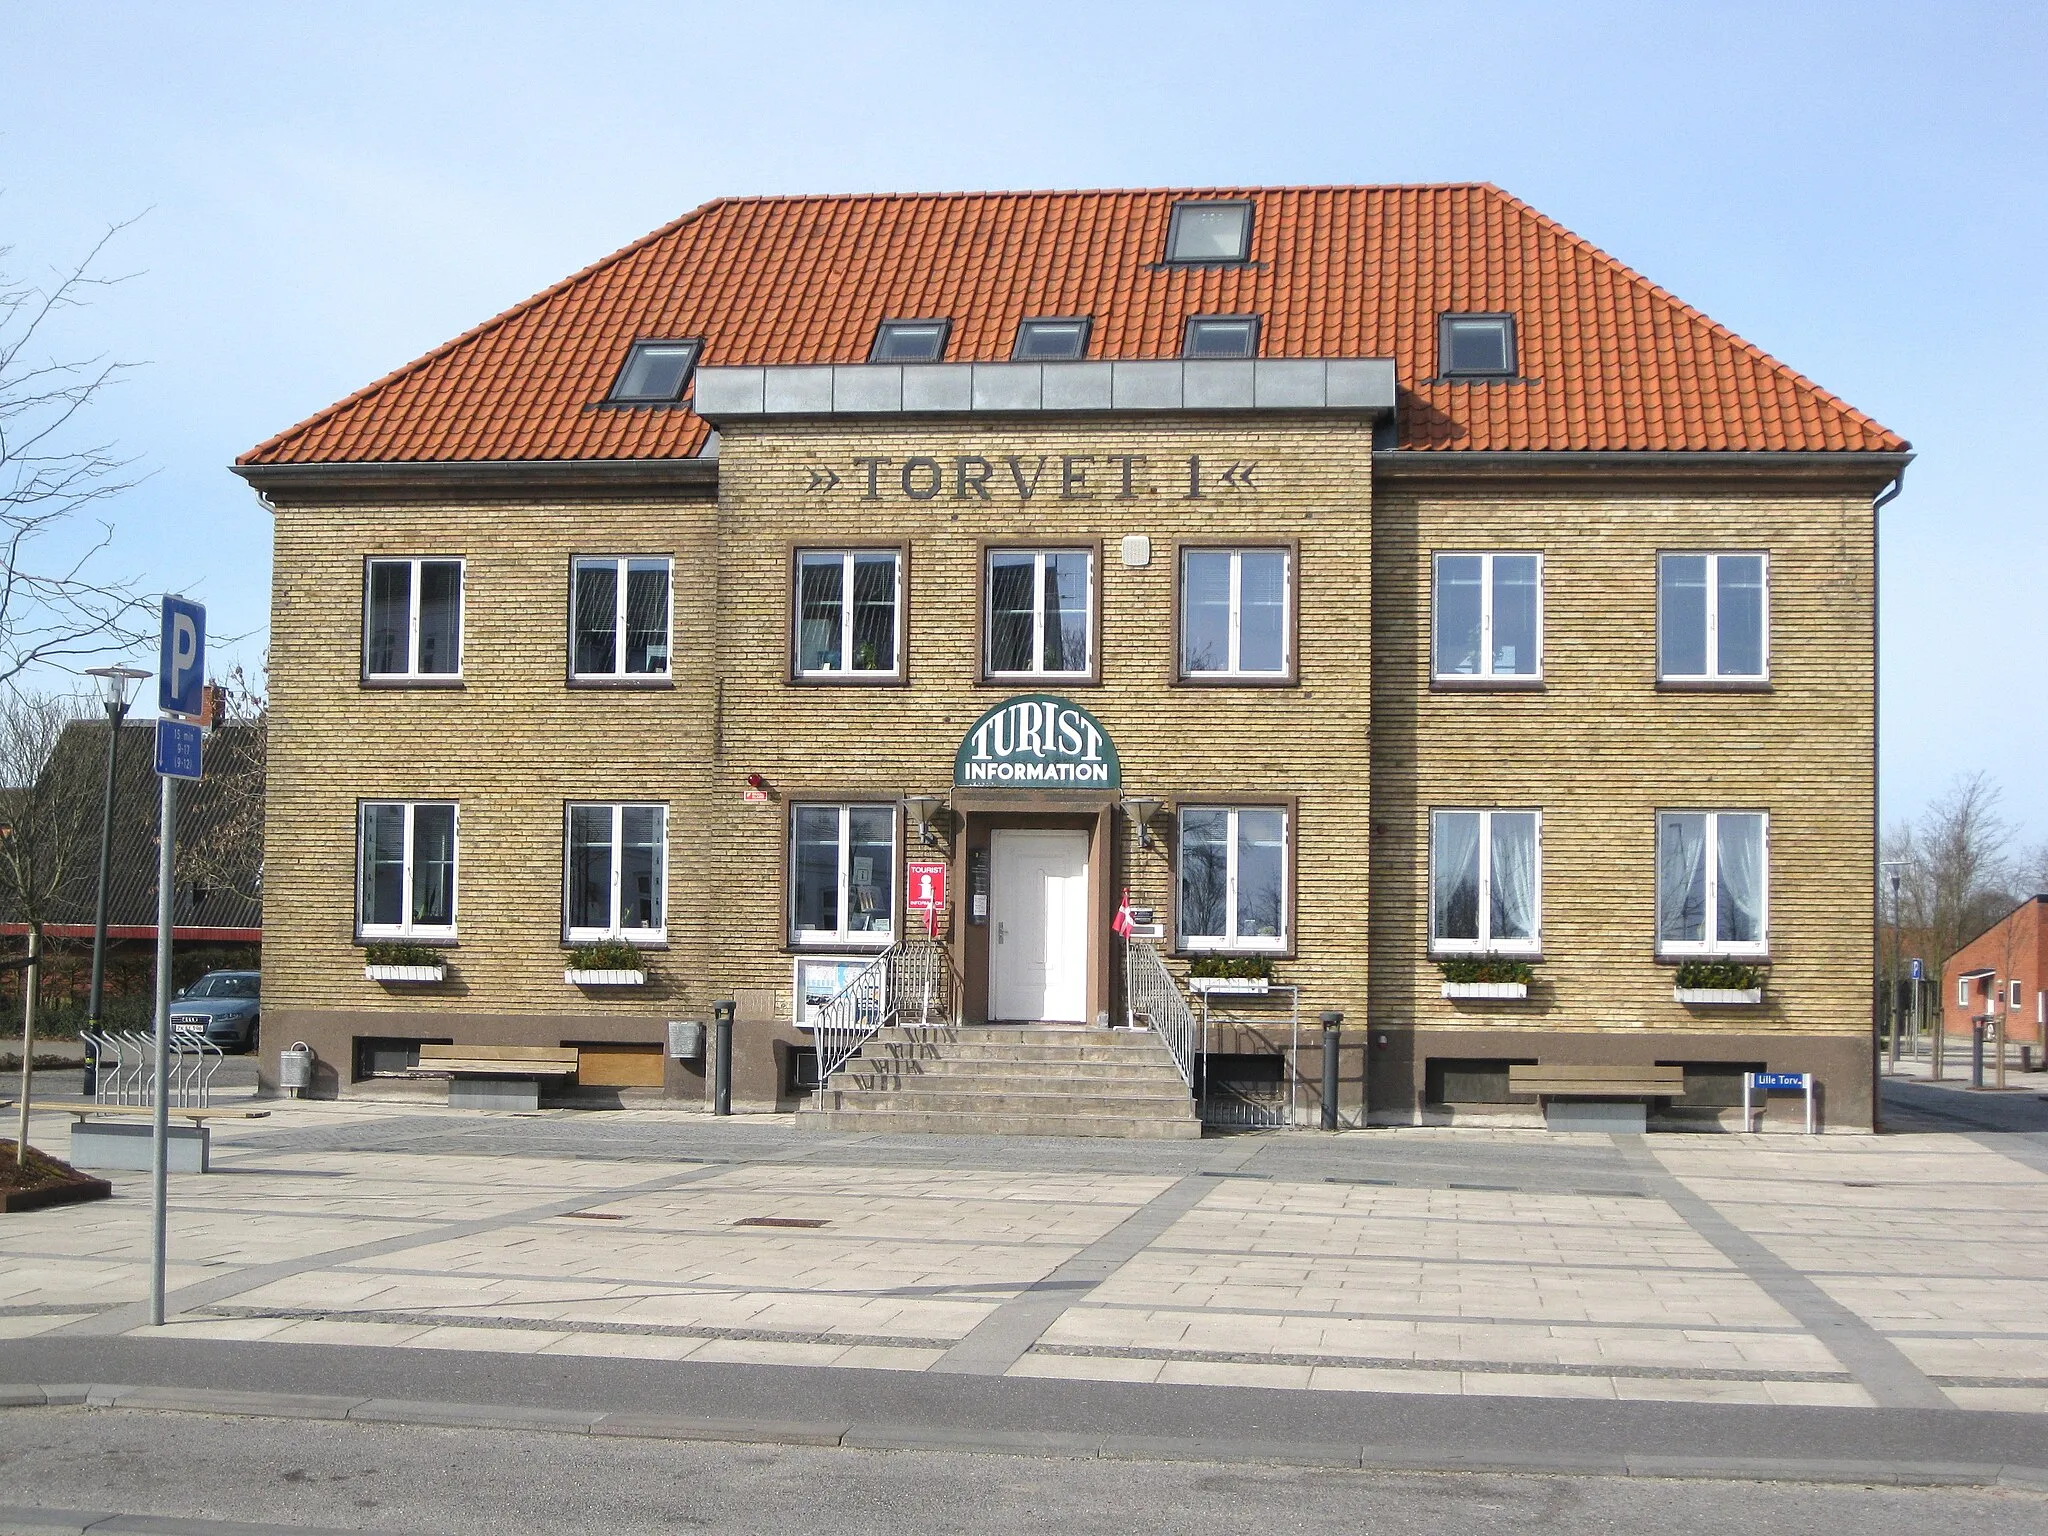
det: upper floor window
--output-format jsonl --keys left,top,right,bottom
{"left": 572, "top": 557, "right": 672, "bottom": 679}
{"left": 358, "top": 801, "right": 457, "bottom": 938}
{"left": 796, "top": 550, "right": 901, "bottom": 680}
{"left": 1181, "top": 547, "right": 1291, "bottom": 679}
{"left": 790, "top": 803, "right": 896, "bottom": 947}
{"left": 1659, "top": 552, "right": 1768, "bottom": 682}
{"left": 566, "top": 803, "right": 666, "bottom": 941}
{"left": 1182, "top": 315, "right": 1259, "bottom": 359}
{"left": 1434, "top": 553, "right": 1541, "bottom": 681}
{"left": 1013, "top": 317, "right": 1092, "bottom": 361}
{"left": 1179, "top": 805, "right": 1288, "bottom": 951}
{"left": 870, "top": 319, "right": 949, "bottom": 363}
{"left": 1439, "top": 314, "right": 1516, "bottom": 378}
{"left": 1431, "top": 809, "right": 1541, "bottom": 954}
{"left": 1657, "top": 810, "right": 1768, "bottom": 957}
{"left": 986, "top": 548, "right": 1093, "bottom": 678}
{"left": 607, "top": 339, "right": 701, "bottom": 403}
{"left": 1166, "top": 200, "right": 1252, "bottom": 263}
{"left": 365, "top": 558, "right": 462, "bottom": 680}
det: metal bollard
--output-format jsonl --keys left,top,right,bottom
{"left": 1320, "top": 1011, "right": 1343, "bottom": 1130}
{"left": 1971, "top": 1021, "right": 1985, "bottom": 1089}
{"left": 713, "top": 999, "right": 734, "bottom": 1116}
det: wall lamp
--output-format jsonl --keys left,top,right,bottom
{"left": 1122, "top": 794, "right": 1162, "bottom": 849}
{"left": 903, "top": 793, "right": 945, "bottom": 846}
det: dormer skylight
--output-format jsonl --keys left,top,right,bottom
{"left": 1012, "top": 318, "right": 1091, "bottom": 361}
{"left": 607, "top": 339, "right": 701, "bottom": 403}
{"left": 1440, "top": 314, "right": 1517, "bottom": 378}
{"left": 1181, "top": 315, "right": 1260, "bottom": 359}
{"left": 870, "top": 319, "right": 950, "bottom": 363}
{"left": 1166, "top": 200, "right": 1252, "bottom": 264}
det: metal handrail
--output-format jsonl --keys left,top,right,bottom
{"left": 1125, "top": 939, "right": 1200, "bottom": 1087}
{"left": 812, "top": 937, "right": 952, "bottom": 1087}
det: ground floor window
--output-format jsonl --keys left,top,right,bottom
{"left": 352, "top": 1036, "right": 452, "bottom": 1081}
{"left": 1179, "top": 804, "right": 1288, "bottom": 951}
{"left": 1656, "top": 810, "right": 1767, "bottom": 956}
{"left": 790, "top": 803, "right": 896, "bottom": 946}
{"left": 358, "top": 801, "right": 457, "bottom": 937}
{"left": 565, "top": 803, "right": 666, "bottom": 940}
{"left": 1430, "top": 809, "right": 1541, "bottom": 953}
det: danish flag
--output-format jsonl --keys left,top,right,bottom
{"left": 1113, "top": 887, "right": 1136, "bottom": 938}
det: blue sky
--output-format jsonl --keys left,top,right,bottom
{"left": 3, "top": 2, "right": 2042, "bottom": 837}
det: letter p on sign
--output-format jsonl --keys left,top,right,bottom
{"left": 158, "top": 595, "right": 207, "bottom": 719}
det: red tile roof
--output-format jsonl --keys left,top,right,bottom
{"left": 239, "top": 184, "right": 1904, "bottom": 465}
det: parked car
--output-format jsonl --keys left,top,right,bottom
{"left": 169, "top": 970, "right": 261, "bottom": 1053}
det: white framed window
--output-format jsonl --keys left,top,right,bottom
{"left": 1959, "top": 977, "right": 1969, "bottom": 1008}
{"left": 364, "top": 558, "right": 463, "bottom": 679}
{"left": 1659, "top": 552, "right": 1769, "bottom": 682}
{"left": 1433, "top": 553, "right": 1542, "bottom": 680}
{"left": 1180, "top": 548, "right": 1291, "bottom": 678}
{"left": 986, "top": 548, "right": 1093, "bottom": 677}
{"left": 1430, "top": 809, "right": 1541, "bottom": 954}
{"left": 796, "top": 551, "right": 901, "bottom": 678}
{"left": 572, "top": 557, "right": 672, "bottom": 678}
{"left": 565, "top": 804, "right": 666, "bottom": 942}
{"left": 1178, "top": 805, "right": 1288, "bottom": 951}
{"left": 2012, "top": 980, "right": 2024, "bottom": 1008}
{"left": 790, "top": 803, "right": 896, "bottom": 947}
{"left": 357, "top": 802, "right": 457, "bottom": 938}
{"left": 1657, "top": 811, "right": 1768, "bottom": 956}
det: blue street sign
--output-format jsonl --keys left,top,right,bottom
{"left": 158, "top": 595, "right": 206, "bottom": 719}
{"left": 1910, "top": 958, "right": 1924, "bottom": 981}
{"left": 154, "top": 717, "right": 203, "bottom": 780}
{"left": 1753, "top": 1072, "right": 1807, "bottom": 1092}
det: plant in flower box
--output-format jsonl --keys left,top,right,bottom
{"left": 363, "top": 942, "right": 447, "bottom": 983}
{"left": 1673, "top": 961, "right": 1766, "bottom": 1004}
{"left": 1187, "top": 953, "right": 1274, "bottom": 994}
{"left": 565, "top": 938, "right": 646, "bottom": 986}
{"left": 1436, "top": 956, "right": 1535, "bottom": 1000}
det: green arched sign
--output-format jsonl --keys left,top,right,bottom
{"left": 954, "top": 694, "right": 1121, "bottom": 789}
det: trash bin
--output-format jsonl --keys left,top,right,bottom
{"left": 279, "top": 1042, "right": 314, "bottom": 1098}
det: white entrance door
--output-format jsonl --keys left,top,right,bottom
{"left": 990, "top": 829, "right": 1090, "bottom": 1022}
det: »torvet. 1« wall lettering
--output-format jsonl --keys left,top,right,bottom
{"left": 800, "top": 453, "right": 1259, "bottom": 501}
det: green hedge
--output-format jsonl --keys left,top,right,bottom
{"left": 1436, "top": 957, "right": 1535, "bottom": 985}
{"left": 568, "top": 939, "right": 642, "bottom": 971}
{"left": 1674, "top": 961, "right": 1765, "bottom": 991}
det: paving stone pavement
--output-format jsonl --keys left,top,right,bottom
{"left": 4, "top": 1084, "right": 2047, "bottom": 1413}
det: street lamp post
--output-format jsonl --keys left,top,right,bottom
{"left": 81, "top": 665, "right": 149, "bottom": 1095}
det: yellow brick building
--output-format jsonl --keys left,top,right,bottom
{"left": 238, "top": 186, "right": 1908, "bottom": 1130}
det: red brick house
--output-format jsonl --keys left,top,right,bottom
{"left": 1942, "top": 895, "right": 2048, "bottom": 1057}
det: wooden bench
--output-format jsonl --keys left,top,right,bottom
{"left": 26, "top": 1102, "right": 271, "bottom": 1175}
{"left": 1507, "top": 1064, "right": 1685, "bottom": 1133}
{"left": 408, "top": 1044, "right": 580, "bottom": 1111}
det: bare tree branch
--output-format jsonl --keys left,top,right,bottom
{"left": 0, "top": 218, "right": 155, "bottom": 689}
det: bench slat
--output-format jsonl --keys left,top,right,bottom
{"left": 417, "top": 1045, "right": 580, "bottom": 1065}
{"left": 1508, "top": 1064, "right": 1686, "bottom": 1099}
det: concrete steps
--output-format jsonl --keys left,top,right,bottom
{"left": 801, "top": 1024, "right": 1202, "bottom": 1139}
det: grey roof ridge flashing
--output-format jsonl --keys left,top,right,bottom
{"left": 692, "top": 358, "right": 1397, "bottom": 420}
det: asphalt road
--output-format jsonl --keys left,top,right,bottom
{"left": 3, "top": 1406, "right": 2042, "bottom": 1536}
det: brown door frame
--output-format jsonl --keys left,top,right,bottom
{"left": 953, "top": 793, "right": 1114, "bottom": 1026}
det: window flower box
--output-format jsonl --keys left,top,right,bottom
{"left": 365, "top": 964, "right": 446, "bottom": 983}
{"left": 1441, "top": 981, "right": 1529, "bottom": 1000}
{"left": 1674, "top": 986, "right": 1763, "bottom": 1005}
{"left": 1190, "top": 976, "right": 1270, "bottom": 996}
{"left": 565, "top": 968, "right": 646, "bottom": 986}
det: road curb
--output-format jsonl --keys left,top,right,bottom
{"left": 5, "top": 1383, "right": 2046, "bottom": 1489}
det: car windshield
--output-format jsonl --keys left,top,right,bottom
{"left": 185, "top": 974, "right": 258, "bottom": 1000}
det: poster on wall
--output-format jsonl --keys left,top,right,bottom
{"left": 794, "top": 957, "right": 870, "bottom": 1028}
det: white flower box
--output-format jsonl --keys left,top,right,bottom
{"left": 1441, "top": 981, "right": 1529, "bottom": 1000}
{"left": 1674, "top": 986, "right": 1763, "bottom": 1005}
{"left": 565, "top": 968, "right": 646, "bottom": 986}
{"left": 1190, "top": 976, "right": 1270, "bottom": 995}
{"left": 365, "top": 964, "right": 445, "bottom": 983}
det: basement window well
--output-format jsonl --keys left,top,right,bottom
{"left": 608, "top": 339, "right": 701, "bottom": 403}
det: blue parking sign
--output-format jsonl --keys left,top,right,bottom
{"left": 154, "top": 718, "right": 203, "bottom": 780}
{"left": 158, "top": 595, "right": 206, "bottom": 719}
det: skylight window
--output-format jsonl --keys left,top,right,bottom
{"left": 1440, "top": 314, "right": 1517, "bottom": 378}
{"left": 1181, "top": 315, "right": 1260, "bottom": 359}
{"left": 608, "top": 339, "right": 701, "bottom": 403}
{"left": 1166, "top": 200, "right": 1252, "bottom": 263}
{"left": 870, "top": 319, "right": 950, "bottom": 363}
{"left": 1012, "top": 317, "right": 1091, "bottom": 361}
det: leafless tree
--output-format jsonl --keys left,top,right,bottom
{"left": 0, "top": 690, "right": 100, "bottom": 1163}
{"left": 1897, "top": 771, "right": 2020, "bottom": 992}
{"left": 0, "top": 220, "right": 154, "bottom": 688}
{"left": 178, "top": 662, "right": 265, "bottom": 905}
